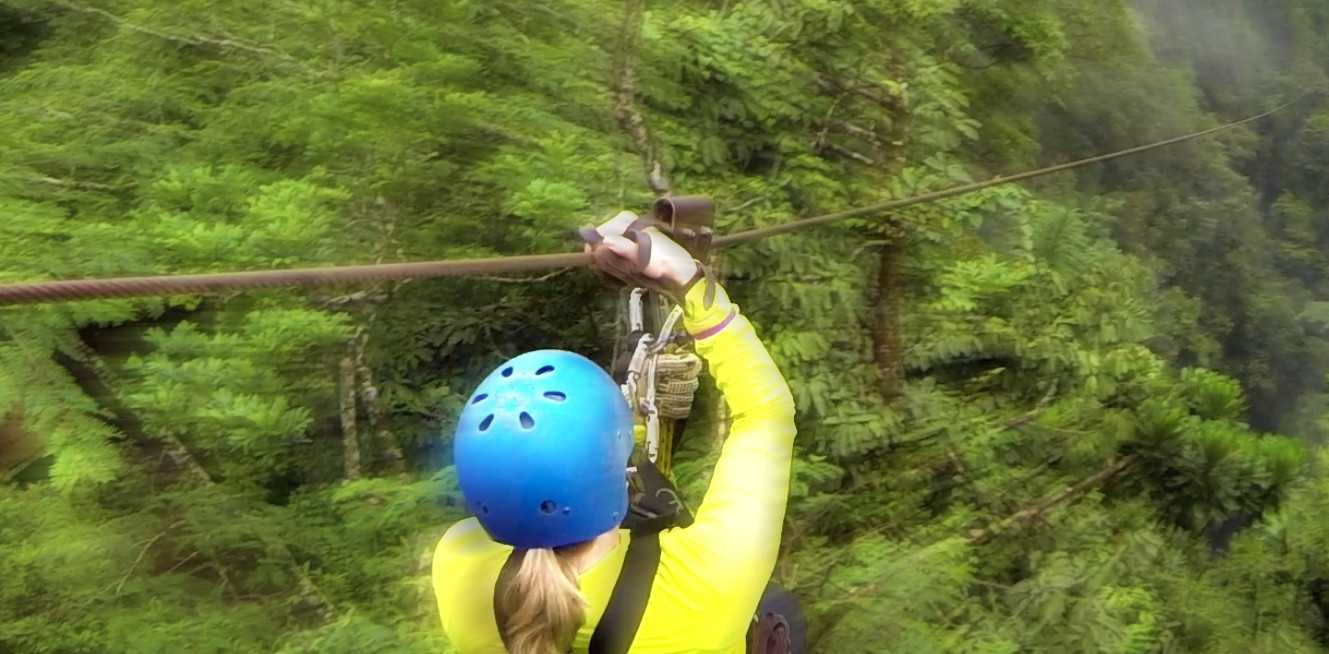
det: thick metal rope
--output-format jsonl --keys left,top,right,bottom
{"left": 0, "top": 99, "right": 1298, "bottom": 306}
{"left": 715, "top": 99, "right": 1297, "bottom": 246}
{"left": 0, "top": 253, "right": 590, "bottom": 305}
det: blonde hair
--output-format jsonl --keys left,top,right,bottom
{"left": 496, "top": 547, "right": 588, "bottom": 654}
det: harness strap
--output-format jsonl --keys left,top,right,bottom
{"left": 624, "top": 458, "right": 694, "bottom": 530}
{"left": 588, "top": 530, "right": 662, "bottom": 654}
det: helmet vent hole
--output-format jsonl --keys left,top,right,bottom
{"left": 501, "top": 367, "right": 514, "bottom": 378}
{"left": 480, "top": 504, "right": 489, "bottom": 515}
{"left": 540, "top": 500, "right": 556, "bottom": 514}
{"left": 519, "top": 412, "right": 535, "bottom": 429}
{"left": 535, "top": 365, "right": 555, "bottom": 376}
{"left": 478, "top": 415, "right": 494, "bottom": 432}
{"left": 543, "top": 391, "right": 566, "bottom": 402}
{"left": 471, "top": 393, "right": 488, "bottom": 405}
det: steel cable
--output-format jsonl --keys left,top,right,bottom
{"left": 0, "top": 99, "right": 1300, "bottom": 306}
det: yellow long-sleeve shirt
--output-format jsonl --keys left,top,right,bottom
{"left": 432, "top": 281, "right": 796, "bottom": 653}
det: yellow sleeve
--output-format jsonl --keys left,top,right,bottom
{"left": 648, "top": 280, "right": 797, "bottom": 649}
{"left": 431, "top": 519, "right": 511, "bottom": 654}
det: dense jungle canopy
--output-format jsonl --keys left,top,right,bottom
{"left": 5, "top": 0, "right": 1329, "bottom": 652}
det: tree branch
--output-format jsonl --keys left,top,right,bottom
{"left": 338, "top": 356, "right": 362, "bottom": 481}
{"left": 161, "top": 434, "right": 213, "bottom": 484}
{"left": 836, "top": 121, "right": 887, "bottom": 143}
{"left": 730, "top": 194, "right": 772, "bottom": 213}
{"left": 114, "top": 521, "right": 183, "bottom": 595}
{"left": 612, "top": 0, "right": 670, "bottom": 195}
{"left": 1001, "top": 383, "right": 1060, "bottom": 429}
{"left": 312, "top": 289, "right": 390, "bottom": 309}
{"left": 161, "top": 551, "right": 199, "bottom": 576}
{"left": 336, "top": 199, "right": 407, "bottom": 476}
{"left": 476, "top": 267, "right": 574, "bottom": 284}
{"left": 352, "top": 330, "right": 404, "bottom": 475}
{"left": 817, "top": 77, "right": 906, "bottom": 113}
{"left": 966, "top": 455, "right": 1137, "bottom": 545}
{"left": 50, "top": 0, "right": 199, "bottom": 46}
{"left": 1, "top": 173, "right": 116, "bottom": 191}
{"left": 824, "top": 142, "right": 878, "bottom": 166}
{"left": 47, "top": 0, "right": 319, "bottom": 75}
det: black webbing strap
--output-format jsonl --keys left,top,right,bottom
{"left": 588, "top": 529, "right": 662, "bottom": 654}
{"left": 623, "top": 458, "right": 694, "bottom": 531}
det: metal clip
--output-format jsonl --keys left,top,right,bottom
{"left": 619, "top": 298, "right": 685, "bottom": 465}
{"left": 627, "top": 288, "right": 647, "bottom": 332}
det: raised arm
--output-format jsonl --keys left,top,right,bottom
{"left": 581, "top": 215, "right": 797, "bottom": 557}
{"left": 671, "top": 279, "right": 796, "bottom": 569}
{"left": 581, "top": 216, "right": 797, "bottom": 648}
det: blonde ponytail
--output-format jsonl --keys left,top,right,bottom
{"left": 496, "top": 547, "right": 587, "bottom": 654}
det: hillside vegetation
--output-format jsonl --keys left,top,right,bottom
{"left": 4, "top": 1, "right": 1329, "bottom": 652}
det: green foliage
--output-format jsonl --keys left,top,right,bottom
{"left": 3, "top": 0, "right": 1329, "bottom": 652}
{"left": 1180, "top": 368, "right": 1249, "bottom": 421}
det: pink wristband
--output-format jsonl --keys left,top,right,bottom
{"left": 692, "top": 308, "right": 737, "bottom": 341}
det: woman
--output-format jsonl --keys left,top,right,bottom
{"left": 433, "top": 213, "right": 797, "bottom": 653}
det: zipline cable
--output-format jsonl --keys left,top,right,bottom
{"left": 0, "top": 99, "right": 1300, "bottom": 306}
{"left": 715, "top": 98, "right": 1298, "bottom": 245}
{"left": 0, "top": 253, "right": 593, "bottom": 306}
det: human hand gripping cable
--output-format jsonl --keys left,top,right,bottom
{"left": 580, "top": 211, "right": 701, "bottom": 296}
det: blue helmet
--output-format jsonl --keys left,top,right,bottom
{"left": 453, "top": 350, "right": 634, "bottom": 549}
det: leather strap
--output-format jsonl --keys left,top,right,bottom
{"left": 679, "top": 263, "right": 717, "bottom": 309}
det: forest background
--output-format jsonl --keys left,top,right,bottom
{"left": 4, "top": 0, "right": 1329, "bottom": 652}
